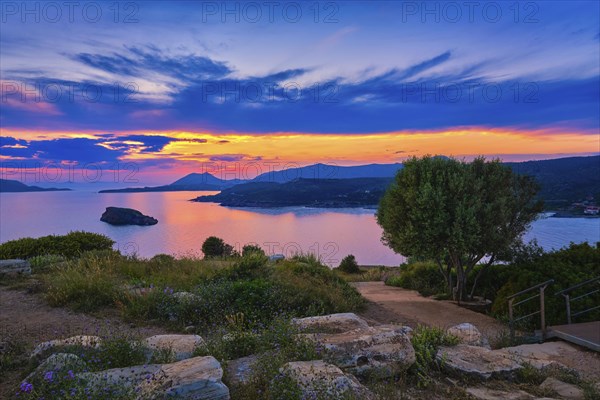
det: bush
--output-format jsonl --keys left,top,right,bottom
{"left": 242, "top": 244, "right": 266, "bottom": 257}
{"left": 0, "top": 231, "right": 114, "bottom": 259}
{"left": 337, "top": 254, "right": 360, "bottom": 274}
{"left": 490, "top": 242, "right": 600, "bottom": 328}
{"left": 410, "top": 326, "right": 459, "bottom": 387}
{"left": 385, "top": 261, "right": 446, "bottom": 296}
{"left": 202, "top": 236, "right": 235, "bottom": 258}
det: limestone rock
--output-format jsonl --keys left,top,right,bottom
{"left": 101, "top": 207, "right": 158, "bottom": 226}
{"left": 437, "top": 344, "right": 523, "bottom": 380}
{"left": 496, "top": 342, "right": 576, "bottom": 372}
{"left": 226, "top": 354, "right": 259, "bottom": 386}
{"left": 24, "top": 353, "right": 87, "bottom": 383}
{"left": 305, "top": 324, "right": 415, "bottom": 378}
{"left": 279, "top": 360, "right": 375, "bottom": 400}
{"left": 144, "top": 334, "right": 204, "bottom": 361}
{"left": 539, "top": 377, "right": 584, "bottom": 400}
{"left": 466, "top": 387, "right": 534, "bottom": 400}
{"left": 31, "top": 335, "right": 102, "bottom": 360}
{"left": 447, "top": 323, "right": 484, "bottom": 347}
{"left": 292, "top": 313, "right": 370, "bottom": 333}
{"left": 138, "top": 356, "right": 229, "bottom": 399}
{"left": 79, "top": 364, "right": 162, "bottom": 390}
{"left": 0, "top": 259, "right": 31, "bottom": 275}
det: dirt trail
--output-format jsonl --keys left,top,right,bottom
{"left": 354, "top": 281, "right": 507, "bottom": 339}
{"left": 0, "top": 287, "right": 167, "bottom": 398}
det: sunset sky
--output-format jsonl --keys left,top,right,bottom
{"left": 1, "top": 1, "right": 599, "bottom": 185}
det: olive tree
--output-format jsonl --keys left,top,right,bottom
{"left": 376, "top": 156, "right": 542, "bottom": 302}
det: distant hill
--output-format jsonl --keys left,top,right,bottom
{"left": 505, "top": 156, "right": 600, "bottom": 208}
{"left": 99, "top": 172, "right": 243, "bottom": 193}
{"left": 192, "top": 178, "right": 393, "bottom": 207}
{"left": 100, "top": 156, "right": 600, "bottom": 208}
{"left": 251, "top": 163, "right": 403, "bottom": 183}
{"left": 192, "top": 156, "right": 599, "bottom": 208}
{"left": 0, "top": 179, "right": 71, "bottom": 193}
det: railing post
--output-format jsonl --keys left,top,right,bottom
{"left": 540, "top": 286, "right": 546, "bottom": 339}
{"left": 565, "top": 294, "right": 571, "bottom": 324}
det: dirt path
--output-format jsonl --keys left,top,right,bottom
{"left": 354, "top": 281, "right": 507, "bottom": 339}
{"left": 0, "top": 287, "right": 168, "bottom": 398}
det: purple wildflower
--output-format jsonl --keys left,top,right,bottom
{"left": 20, "top": 382, "right": 33, "bottom": 393}
{"left": 43, "top": 371, "right": 54, "bottom": 381}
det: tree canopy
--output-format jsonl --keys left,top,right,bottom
{"left": 376, "top": 156, "right": 543, "bottom": 301}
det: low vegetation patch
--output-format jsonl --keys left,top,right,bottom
{"left": 0, "top": 231, "right": 114, "bottom": 260}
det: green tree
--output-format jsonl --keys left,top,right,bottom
{"left": 376, "top": 156, "right": 542, "bottom": 302}
{"left": 337, "top": 254, "right": 361, "bottom": 274}
{"left": 242, "top": 244, "right": 266, "bottom": 257}
{"left": 202, "top": 236, "right": 234, "bottom": 258}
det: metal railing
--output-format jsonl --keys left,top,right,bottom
{"left": 555, "top": 276, "right": 600, "bottom": 324}
{"left": 507, "top": 279, "right": 554, "bottom": 340}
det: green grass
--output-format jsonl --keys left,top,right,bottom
{"left": 409, "top": 326, "right": 460, "bottom": 387}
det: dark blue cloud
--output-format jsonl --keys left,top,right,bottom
{"left": 73, "top": 46, "right": 231, "bottom": 80}
{"left": 1, "top": 50, "right": 598, "bottom": 134}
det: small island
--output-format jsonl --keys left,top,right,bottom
{"left": 100, "top": 207, "right": 158, "bottom": 226}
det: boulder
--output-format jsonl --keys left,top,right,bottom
{"left": 226, "top": 354, "right": 259, "bottom": 386}
{"left": 31, "top": 335, "right": 102, "bottom": 360}
{"left": 24, "top": 353, "right": 87, "bottom": 384}
{"left": 0, "top": 259, "right": 31, "bottom": 275}
{"left": 447, "top": 323, "right": 485, "bottom": 347}
{"left": 293, "top": 313, "right": 370, "bottom": 333}
{"left": 539, "top": 378, "right": 584, "bottom": 400}
{"left": 304, "top": 325, "right": 415, "bottom": 378}
{"left": 466, "top": 387, "right": 534, "bottom": 400}
{"left": 100, "top": 207, "right": 158, "bottom": 226}
{"left": 137, "top": 356, "right": 229, "bottom": 399}
{"left": 279, "top": 360, "right": 375, "bottom": 400}
{"left": 144, "top": 334, "right": 204, "bottom": 362}
{"left": 78, "top": 364, "right": 162, "bottom": 390}
{"left": 496, "top": 342, "right": 576, "bottom": 372}
{"left": 437, "top": 344, "right": 523, "bottom": 380}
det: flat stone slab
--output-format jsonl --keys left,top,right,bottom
{"left": 292, "top": 313, "right": 370, "bottom": 333}
{"left": 226, "top": 354, "right": 258, "bottom": 386}
{"left": 280, "top": 360, "right": 375, "bottom": 400}
{"left": 539, "top": 377, "right": 584, "bottom": 400}
{"left": 31, "top": 335, "right": 102, "bottom": 360}
{"left": 144, "top": 334, "right": 204, "bottom": 361}
{"left": 138, "top": 356, "right": 229, "bottom": 400}
{"left": 466, "top": 387, "right": 534, "bottom": 400}
{"left": 304, "top": 324, "right": 415, "bottom": 378}
{"left": 437, "top": 344, "right": 523, "bottom": 380}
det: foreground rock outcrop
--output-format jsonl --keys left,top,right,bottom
{"left": 144, "top": 334, "right": 204, "bottom": 361}
{"left": 100, "top": 206, "right": 158, "bottom": 226}
{"left": 437, "top": 344, "right": 523, "bottom": 380}
{"left": 301, "top": 317, "right": 415, "bottom": 378}
{"left": 293, "top": 313, "right": 371, "bottom": 333}
{"left": 279, "top": 360, "right": 375, "bottom": 400}
{"left": 138, "top": 356, "right": 230, "bottom": 399}
{"left": 31, "top": 335, "right": 102, "bottom": 360}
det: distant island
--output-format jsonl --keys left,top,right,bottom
{"left": 192, "top": 178, "right": 393, "bottom": 208}
{"left": 0, "top": 179, "right": 71, "bottom": 193}
{"left": 191, "top": 156, "right": 600, "bottom": 210}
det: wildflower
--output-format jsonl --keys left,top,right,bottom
{"left": 20, "top": 382, "right": 33, "bottom": 393}
{"left": 43, "top": 371, "right": 54, "bottom": 381}
{"left": 68, "top": 370, "right": 75, "bottom": 379}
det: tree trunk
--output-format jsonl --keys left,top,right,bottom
{"left": 469, "top": 255, "right": 495, "bottom": 300}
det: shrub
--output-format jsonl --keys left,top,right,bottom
{"left": 385, "top": 261, "right": 446, "bottom": 296}
{"left": 202, "top": 236, "right": 235, "bottom": 258}
{"left": 0, "top": 231, "right": 114, "bottom": 259}
{"left": 242, "top": 244, "right": 266, "bottom": 257}
{"left": 490, "top": 242, "right": 600, "bottom": 328}
{"left": 337, "top": 254, "right": 360, "bottom": 274}
{"left": 410, "top": 326, "right": 459, "bottom": 387}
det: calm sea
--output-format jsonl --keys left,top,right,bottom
{"left": 1, "top": 191, "right": 598, "bottom": 266}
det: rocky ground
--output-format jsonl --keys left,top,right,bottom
{"left": 2, "top": 280, "right": 599, "bottom": 399}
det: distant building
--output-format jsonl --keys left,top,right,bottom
{"left": 584, "top": 206, "right": 599, "bottom": 215}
